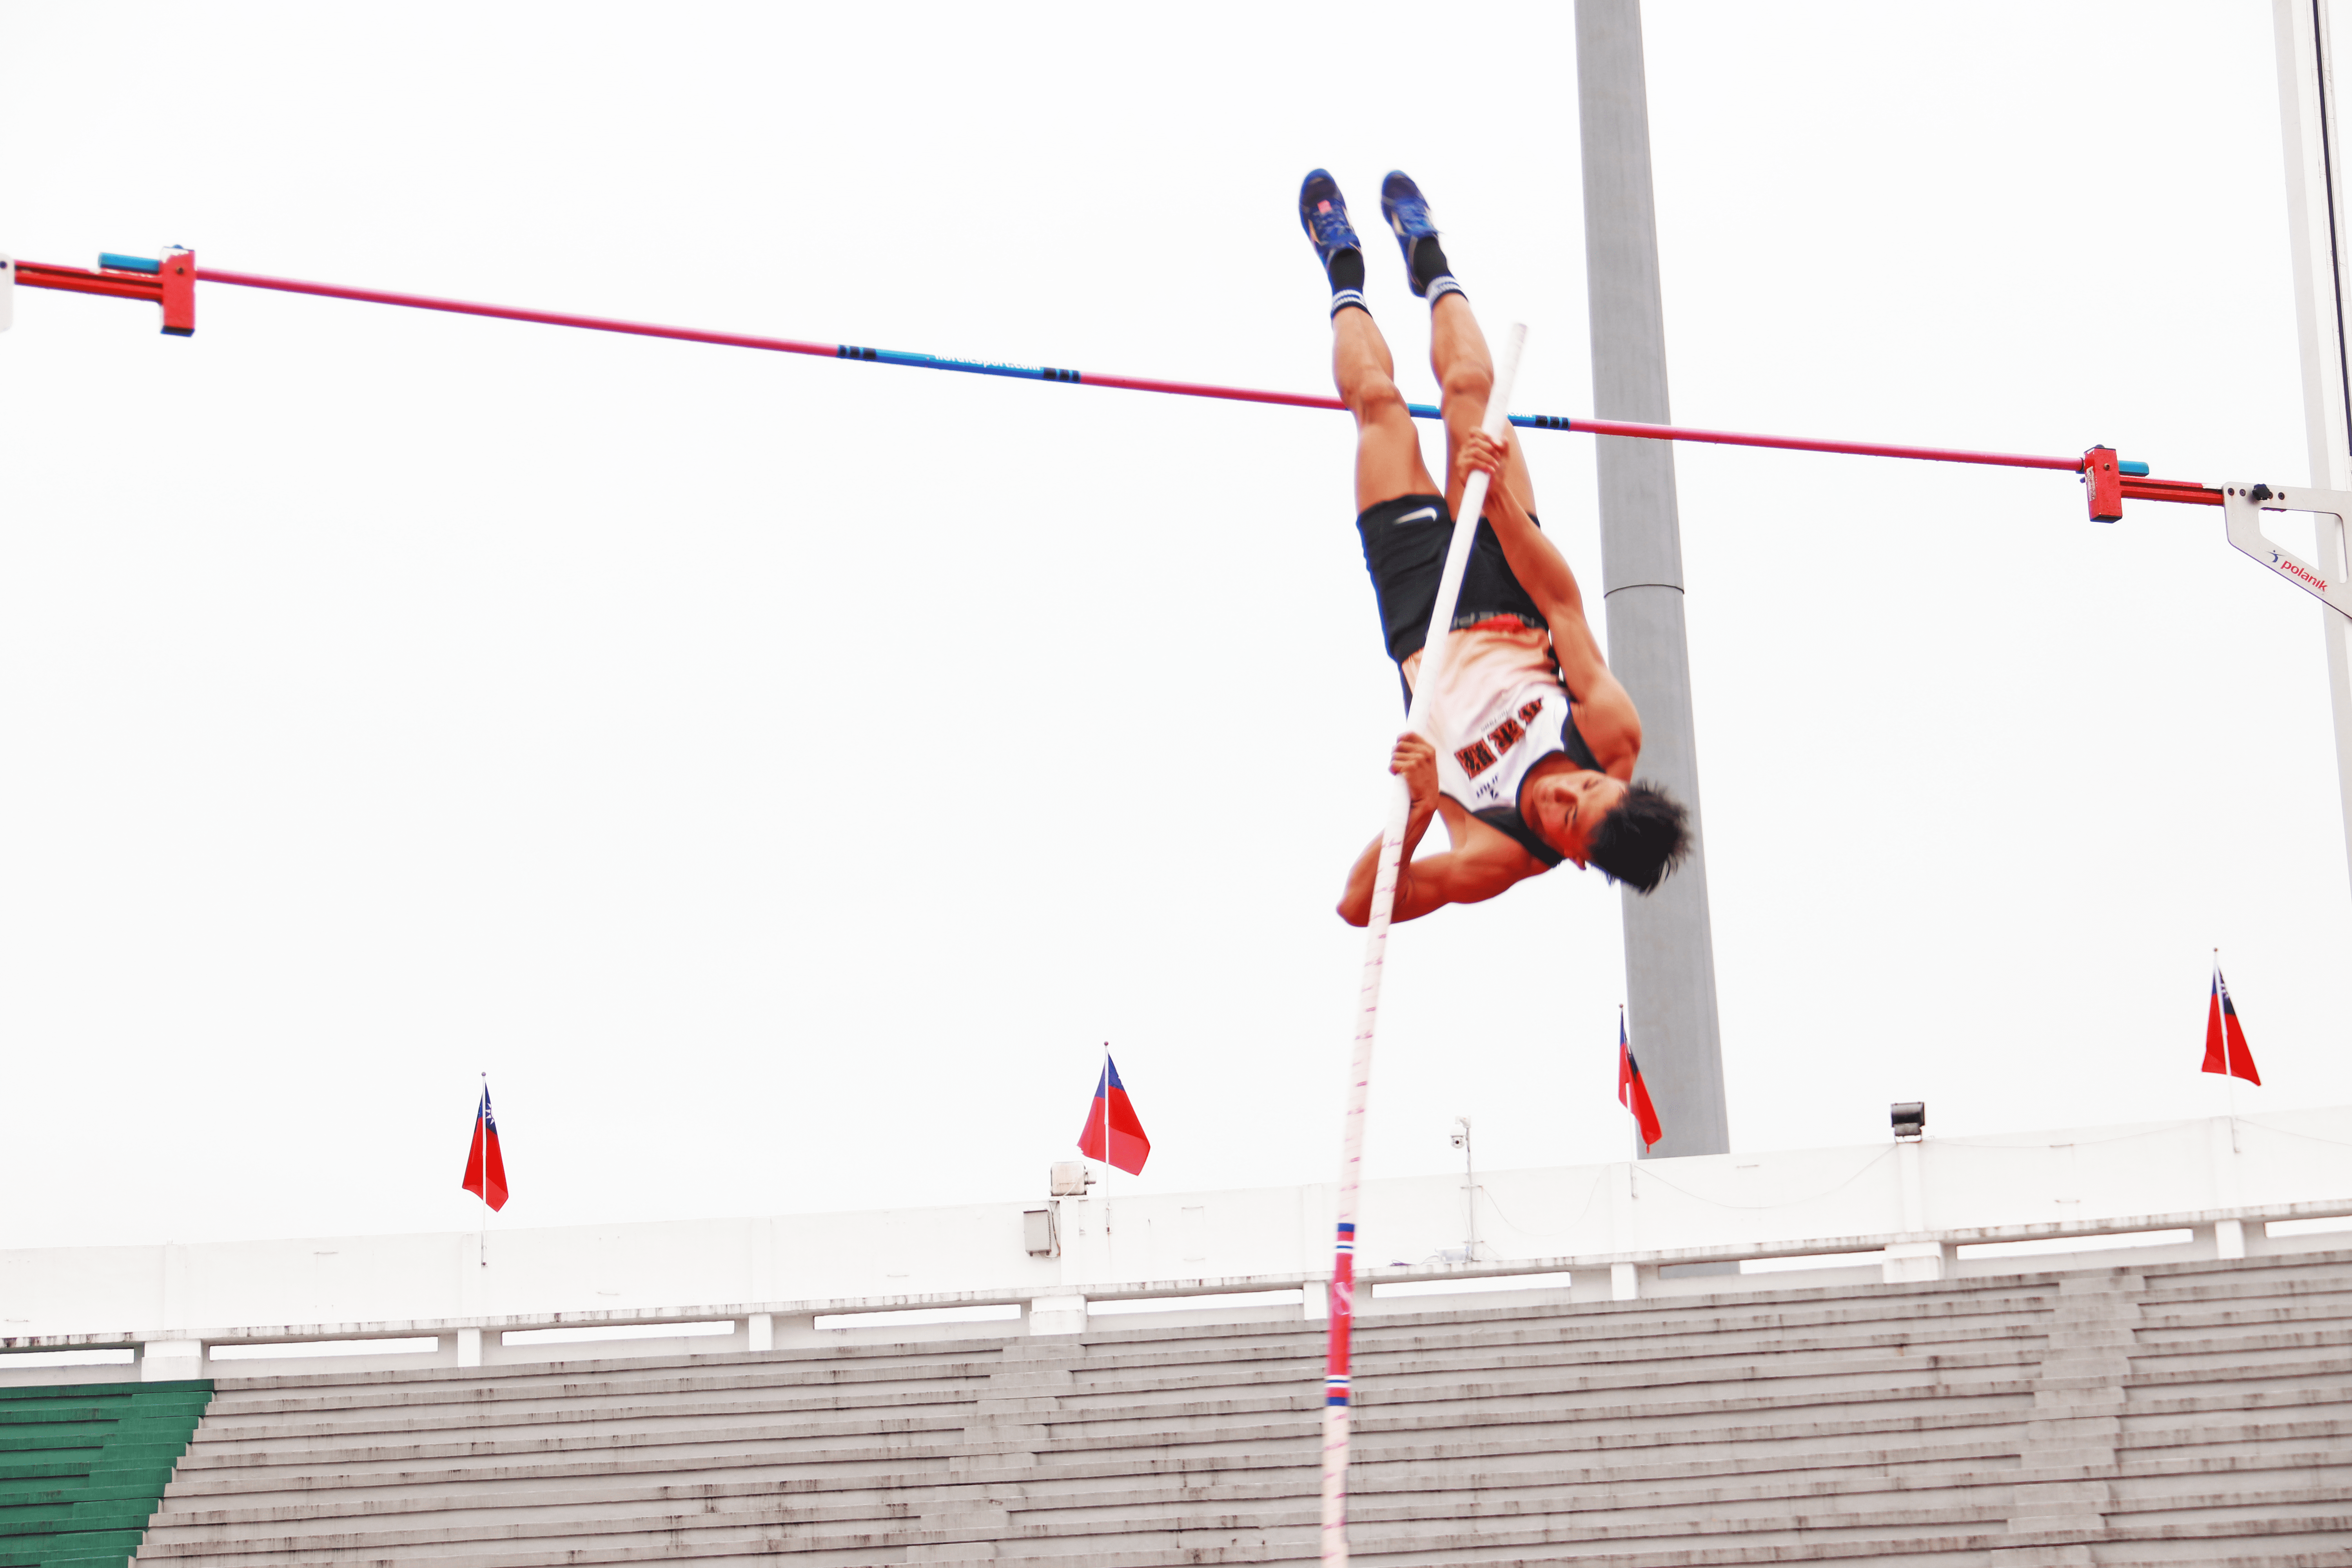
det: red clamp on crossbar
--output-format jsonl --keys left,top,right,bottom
{"left": 156, "top": 249, "right": 194, "bottom": 336}
{"left": 14, "top": 249, "right": 196, "bottom": 335}
{"left": 2083, "top": 446, "right": 2123, "bottom": 523}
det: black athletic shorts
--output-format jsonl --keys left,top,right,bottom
{"left": 1357, "top": 493, "right": 1549, "bottom": 668}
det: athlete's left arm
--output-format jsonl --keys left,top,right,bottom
{"left": 1454, "top": 431, "right": 1642, "bottom": 778}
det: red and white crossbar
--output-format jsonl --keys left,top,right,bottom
{"left": 6, "top": 248, "right": 2232, "bottom": 515}
{"left": 27, "top": 249, "right": 2341, "bottom": 611}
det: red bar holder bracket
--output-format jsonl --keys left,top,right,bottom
{"left": 16, "top": 250, "right": 195, "bottom": 336}
{"left": 2083, "top": 446, "right": 2124, "bottom": 523}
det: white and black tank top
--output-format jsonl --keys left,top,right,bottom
{"left": 1401, "top": 617, "right": 1603, "bottom": 867}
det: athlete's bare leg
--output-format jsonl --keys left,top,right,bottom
{"left": 1430, "top": 292, "right": 1538, "bottom": 521}
{"left": 1334, "top": 306, "right": 1441, "bottom": 513}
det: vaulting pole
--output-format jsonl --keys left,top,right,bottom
{"left": 1320, "top": 325, "right": 1527, "bottom": 1565}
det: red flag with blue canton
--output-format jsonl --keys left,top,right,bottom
{"left": 462, "top": 1083, "right": 510, "bottom": 1210}
{"left": 2202, "top": 962, "right": 2260, "bottom": 1086}
{"left": 1078, "top": 1056, "right": 1151, "bottom": 1175}
{"left": 1618, "top": 1013, "right": 1664, "bottom": 1147}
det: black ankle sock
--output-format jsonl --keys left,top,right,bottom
{"left": 1410, "top": 238, "right": 1453, "bottom": 292}
{"left": 1327, "top": 248, "right": 1365, "bottom": 294}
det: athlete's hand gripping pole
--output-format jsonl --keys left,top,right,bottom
{"left": 1320, "top": 323, "right": 1527, "bottom": 1565}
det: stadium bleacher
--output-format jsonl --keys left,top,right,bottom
{"left": 106, "top": 1245, "right": 2352, "bottom": 1566}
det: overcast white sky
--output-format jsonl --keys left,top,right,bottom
{"left": 2, "top": 3, "right": 2348, "bottom": 1255}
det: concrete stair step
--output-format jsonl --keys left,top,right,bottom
{"left": 2126, "top": 1363, "right": 2352, "bottom": 1401}
{"left": 2102, "top": 1479, "right": 2352, "bottom": 1519}
{"left": 1341, "top": 1385, "right": 2033, "bottom": 1444}
{"left": 2127, "top": 1329, "right": 2352, "bottom": 1367}
{"left": 131, "top": 1489, "right": 2057, "bottom": 1568}
{"left": 1049, "top": 1324, "right": 2043, "bottom": 1408}
{"left": 2134, "top": 1307, "right": 2352, "bottom": 1338}
{"left": 1359, "top": 1347, "right": 2041, "bottom": 1399}
{"left": 205, "top": 1360, "right": 1005, "bottom": 1414}
{"left": 2137, "top": 1271, "right": 2352, "bottom": 1309}
{"left": 186, "top": 1397, "right": 982, "bottom": 1451}
{"left": 158, "top": 1445, "right": 966, "bottom": 1501}
{"left": 134, "top": 1510, "right": 1297, "bottom": 1565}
{"left": 2111, "top": 1444, "right": 2351, "bottom": 1483}
{"left": 200, "top": 1347, "right": 1016, "bottom": 1401}
{"left": 175, "top": 1412, "right": 970, "bottom": 1469}
{"left": 205, "top": 1375, "right": 996, "bottom": 1425}
{"left": 1034, "top": 1376, "right": 2020, "bottom": 1450}
{"left": 147, "top": 1474, "right": 938, "bottom": 1530}
{"left": 1345, "top": 1301, "right": 2057, "bottom": 1350}
{"left": 139, "top": 1451, "right": 2037, "bottom": 1548}
{"left": 2122, "top": 1388, "right": 2352, "bottom": 1424}
{"left": 2056, "top": 1514, "right": 2352, "bottom": 1565}
{"left": 167, "top": 1434, "right": 967, "bottom": 1490}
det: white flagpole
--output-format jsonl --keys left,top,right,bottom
{"left": 478, "top": 1072, "right": 489, "bottom": 1269}
{"left": 1623, "top": 1005, "right": 1639, "bottom": 1161}
{"left": 1101, "top": 1042, "right": 1112, "bottom": 1244}
{"left": 2217, "top": 952, "right": 2240, "bottom": 1127}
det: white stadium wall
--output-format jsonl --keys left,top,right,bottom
{"left": 3, "top": 1106, "right": 2350, "bottom": 1381}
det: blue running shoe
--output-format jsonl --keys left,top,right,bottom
{"left": 1379, "top": 170, "right": 1448, "bottom": 298}
{"left": 1298, "top": 169, "right": 1363, "bottom": 272}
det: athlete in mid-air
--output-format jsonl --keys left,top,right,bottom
{"left": 1304, "top": 169, "right": 1691, "bottom": 926}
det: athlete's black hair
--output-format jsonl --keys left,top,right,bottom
{"left": 1585, "top": 781, "right": 1691, "bottom": 895}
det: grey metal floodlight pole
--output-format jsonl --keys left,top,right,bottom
{"left": 2271, "top": 0, "right": 2352, "bottom": 898}
{"left": 1575, "top": 0, "right": 1731, "bottom": 1158}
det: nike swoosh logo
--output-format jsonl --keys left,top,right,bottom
{"left": 1393, "top": 506, "right": 1439, "bottom": 526}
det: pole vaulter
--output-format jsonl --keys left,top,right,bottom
{"left": 1300, "top": 168, "right": 1549, "bottom": 1560}
{"left": 1312, "top": 170, "right": 1689, "bottom": 926}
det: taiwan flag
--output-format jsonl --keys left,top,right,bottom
{"left": 461, "top": 1082, "right": 510, "bottom": 1211}
{"left": 1078, "top": 1054, "right": 1151, "bottom": 1175}
{"left": 2202, "top": 960, "right": 2261, "bottom": 1086}
{"left": 1618, "top": 1012, "right": 1663, "bottom": 1148}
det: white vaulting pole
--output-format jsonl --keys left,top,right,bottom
{"left": 1320, "top": 323, "right": 1527, "bottom": 1565}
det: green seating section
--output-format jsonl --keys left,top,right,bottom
{"left": 0, "top": 1381, "right": 212, "bottom": 1568}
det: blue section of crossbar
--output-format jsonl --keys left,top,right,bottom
{"left": 1405, "top": 403, "right": 1574, "bottom": 430}
{"left": 98, "top": 253, "right": 160, "bottom": 274}
{"left": 838, "top": 345, "right": 1080, "bottom": 383}
{"left": 2120, "top": 460, "right": 2151, "bottom": 477}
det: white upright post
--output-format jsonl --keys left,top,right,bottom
{"left": 2273, "top": 0, "right": 2352, "bottom": 898}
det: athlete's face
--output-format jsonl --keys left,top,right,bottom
{"left": 1525, "top": 769, "right": 1626, "bottom": 866}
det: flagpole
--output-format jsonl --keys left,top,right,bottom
{"left": 2217, "top": 952, "right": 2240, "bottom": 1132}
{"left": 1623, "top": 1005, "right": 1638, "bottom": 1161}
{"left": 1101, "top": 1042, "right": 1112, "bottom": 1246}
{"left": 479, "top": 1073, "right": 488, "bottom": 1269}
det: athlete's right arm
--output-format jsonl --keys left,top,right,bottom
{"left": 1336, "top": 733, "right": 1542, "bottom": 925}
